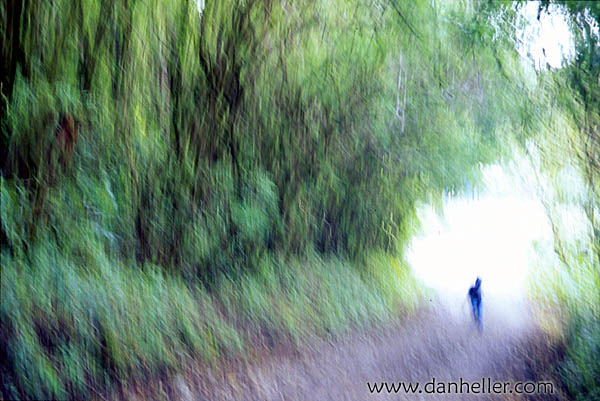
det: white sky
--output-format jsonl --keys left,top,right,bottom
{"left": 517, "top": 1, "right": 575, "bottom": 70}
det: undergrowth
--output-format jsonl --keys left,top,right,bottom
{"left": 1, "top": 231, "right": 423, "bottom": 400}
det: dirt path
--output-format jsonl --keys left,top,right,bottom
{"left": 150, "top": 302, "right": 563, "bottom": 401}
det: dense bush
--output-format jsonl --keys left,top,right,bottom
{"left": 558, "top": 312, "right": 600, "bottom": 401}
{"left": 1, "top": 0, "right": 526, "bottom": 274}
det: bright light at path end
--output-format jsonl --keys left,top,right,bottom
{"left": 407, "top": 169, "right": 553, "bottom": 303}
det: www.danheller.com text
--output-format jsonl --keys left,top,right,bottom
{"left": 367, "top": 378, "right": 555, "bottom": 395}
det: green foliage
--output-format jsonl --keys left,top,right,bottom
{"left": 522, "top": 3, "right": 600, "bottom": 399}
{"left": 0, "top": 235, "right": 240, "bottom": 400}
{"left": 559, "top": 312, "right": 600, "bottom": 401}
{"left": 1, "top": 0, "right": 528, "bottom": 271}
{"left": 0, "top": 240, "right": 422, "bottom": 399}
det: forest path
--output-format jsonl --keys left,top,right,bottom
{"left": 167, "top": 300, "right": 562, "bottom": 401}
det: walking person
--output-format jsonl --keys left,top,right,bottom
{"left": 468, "top": 277, "right": 483, "bottom": 332}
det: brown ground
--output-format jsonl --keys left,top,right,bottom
{"left": 120, "top": 302, "right": 566, "bottom": 401}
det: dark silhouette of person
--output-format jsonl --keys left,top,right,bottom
{"left": 468, "top": 277, "right": 482, "bottom": 331}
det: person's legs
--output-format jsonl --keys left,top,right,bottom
{"left": 470, "top": 296, "right": 478, "bottom": 323}
{"left": 476, "top": 299, "right": 483, "bottom": 331}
